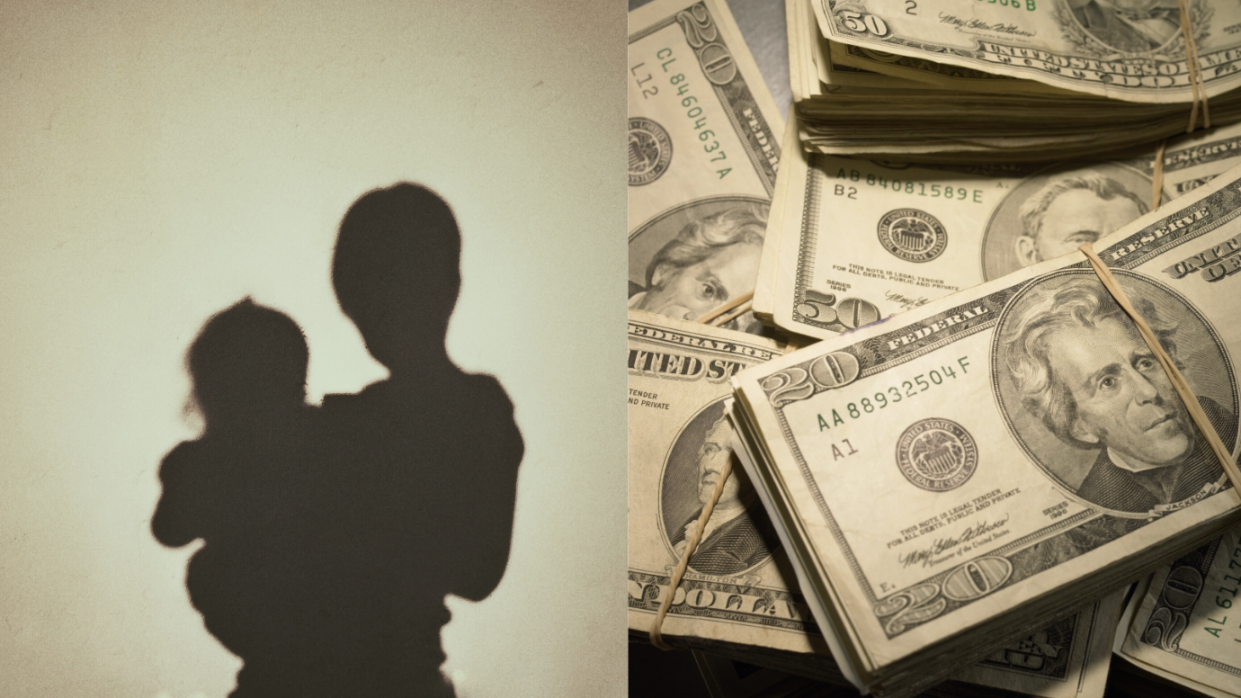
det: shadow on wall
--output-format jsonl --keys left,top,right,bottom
{"left": 150, "top": 184, "right": 524, "bottom": 698}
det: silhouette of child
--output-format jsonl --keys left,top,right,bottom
{"left": 151, "top": 299, "right": 318, "bottom": 695}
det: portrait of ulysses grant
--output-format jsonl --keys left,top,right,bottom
{"left": 994, "top": 271, "right": 1237, "bottom": 515}
{"left": 1066, "top": 0, "right": 1181, "bottom": 54}
{"left": 981, "top": 168, "right": 1154, "bottom": 281}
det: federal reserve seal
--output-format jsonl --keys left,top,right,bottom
{"left": 877, "top": 209, "right": 948, "bottom": 263}
{"left": 896, "top": 418, "right": 978, "bottom": 492}
{"left": 629, "top": 118, "right": 673, "bottom": 186}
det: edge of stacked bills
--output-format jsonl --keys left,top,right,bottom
{"left": 729, "top": 159, "right": 1241, "bottom": 696}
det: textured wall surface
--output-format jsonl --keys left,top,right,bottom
{"left": 0, "top": 2, "right": 625, "bottom": 696}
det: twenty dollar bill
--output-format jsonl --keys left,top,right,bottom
{"left": 628, "top": 310, "right": 1124, "bottom": 697}
{"left": 1117, "top": 522, "right": 1241, "bottom": 697}
{"left": 733, "top": 159, "right": 1241, "bottom": 694}
{"left": 629, "top": 0, "right": 783, "bottom": 333}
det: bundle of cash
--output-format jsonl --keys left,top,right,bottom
{"left": 694, "top": 583, "right": 1124, "bottom": 698}
{"left": 754, "top": 110, "right": 1241, "bottom": 342}
{"left": 629, "top": 0, "right": 784, "bottom": 335}
{"left": 787, "top": 0, "right": 1241, "bottom": 162}
{"left": 1115, "top": 521, "right": 1241, "bottom": 697}
{"left": 628, "top": 309, "right": 1127, "bottom": 697}
{"left": 626, "top": 309, "right": 840, "bottom": 678}
{"left": 729, "top": 160, "right": 1241, "bottom": 696}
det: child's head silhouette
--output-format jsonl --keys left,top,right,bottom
{"left": 332, "top": 183, "right": 461, "bottom": 371}
{"left": 187, "top": 298, "right": 309, "bottom": 429}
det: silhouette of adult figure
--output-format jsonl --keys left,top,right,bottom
{"left": 312, "top": 183, "right": 524, "bottom": 696}
{"left": 151, "top": 184, "right": 523, "bottom": 698}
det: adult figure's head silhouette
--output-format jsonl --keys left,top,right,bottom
{"left": 332, "top": 183, "right": 460, "bottom": 374}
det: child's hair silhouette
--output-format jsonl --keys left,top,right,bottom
{"left": 187, "top": 298, "right": 309, "bottom": 428}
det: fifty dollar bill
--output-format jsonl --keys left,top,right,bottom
{"left": 757, "top": 115, "right": 1241, "bottom": 340}
{"left": 809, "top": 0, "right": 1241, "bottom": 102}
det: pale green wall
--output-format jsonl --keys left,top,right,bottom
{"left": 0, "top": 1, "right": 626, "bottom": 696}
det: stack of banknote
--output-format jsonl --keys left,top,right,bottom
{"left": 1115, "top": 520, "right": 1241, "bottom": 697}
{"left": 630, "top": 0, "right": 1241, "bottom": 695}
{"left": 627, "top": 309, "right": 1128, "bottom": 697}
{"left": 728, "top": 163, "right": 1241, "bottom": 696}
{"left": 787, "top": 0, "right": 1241, "bottom": 162}
{"left": 753, "top": 110, "right": 1241, "bottom": 342}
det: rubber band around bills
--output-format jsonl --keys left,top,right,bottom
{"left": 697, "top": 291, "right": 755, "bottom": 325}
{"left": 1152, "top": 139, "right": 1168, "bottom": 210}
{"left": 649, "top": 454, "right": 735, "bottom": 649}
{"left": 648, "top": 293, "right": 758, "bottom": 649}
{"left": 1150, "top": 2, "right": 1209, "bottom": 211}
{"left": 710, "top": 301, "right": 754, "bottom": 328}
{"left": 1079, "top": 243, "right": 1241, "bottom": 495}
{"left": 1177, "top": 0, "right": 1210, "bottom": 133}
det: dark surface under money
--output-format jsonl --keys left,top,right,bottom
{"left": 629, "top": 644, "right": 1206, "bottom": 698}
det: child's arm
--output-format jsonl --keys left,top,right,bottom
{"left": 150, "top": 442, "right": 203, "bottom": 548}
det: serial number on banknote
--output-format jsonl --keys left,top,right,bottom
{"left": 962, "top": 0, "right": 1038, "bottom": 12}
{"left": 660, "top": 47, "right": 732, "bottom": 178}
{"left": 834, "top": 167, "right": 983, "bottom": 203}
{"left": 816, "top": 356, "right": 972, "bottom": 429}
{"left": 842, "top": 0, "right": 1038, "bottom": 24}
{"left": 1204, "top": 540, "right": 1241, "bottom": 641}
